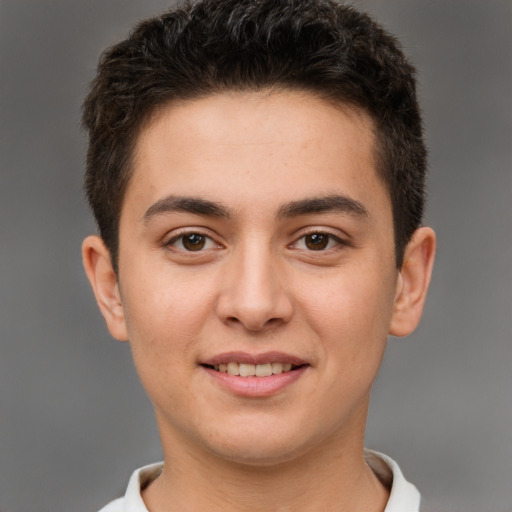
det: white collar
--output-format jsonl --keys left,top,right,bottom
{"left": 365, "top": 449, "right": 421, "bottom": 512}
{"left": 122, "top": 462, "right": 162, "bottom": 512}
{"left": 110, "top": 450, "right": 420, "bottom": 512}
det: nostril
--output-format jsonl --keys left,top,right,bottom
{"left": 225, "top": 316, "right": 285, "bottom": 332}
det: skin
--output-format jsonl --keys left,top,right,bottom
{"left": 83, "top": 90, "right": 435, "bottom": 512}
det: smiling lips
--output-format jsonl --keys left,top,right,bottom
{"left": 201, "top": 353, "right": 309, "bottom": 396}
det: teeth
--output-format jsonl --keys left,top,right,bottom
{"left": 255, "top": 363, "right": 272, "bottom": 377}
{"left": 227, "top": 362, "right": 240, "bottom": 376}
{"left": 216, "top": 362, "right": 296, "bottom": 377}
{"left": 239, "top": 363, "right": 256, "bottom": 377}
{"left": 271, "top": 362, "right": 283, "bottom": 375}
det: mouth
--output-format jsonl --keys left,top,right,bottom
{"left": 199, "top": 352, "right": 310, "bottom": 396}
{"left": 201, "top": 361, "right": 305, "bottom": 377}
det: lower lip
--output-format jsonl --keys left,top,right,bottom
{"left": 202, "top": 366, "right": 308, "bottom": 397}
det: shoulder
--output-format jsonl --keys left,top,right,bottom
{"left": 97, "top": 497, "right": 124, "bottom": 512}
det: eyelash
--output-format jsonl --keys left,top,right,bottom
{"left": 165, "top": 229, "right": 347, "bottom": 253}
{"left": 291, "top": 231, "right": 347, "bottom": 252}
{"left": 165, "top": 230, "right": 220, "bottom": 252}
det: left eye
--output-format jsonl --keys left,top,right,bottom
{"left": 167, "top": 233, "right": 217, "bottom": 251}
{"left": 295, "top": 232, "right": 342, "bottom": 251}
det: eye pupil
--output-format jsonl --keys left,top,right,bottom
{"left": 183, "top": 233, "right": 206, "bottom": 251}
{"left": 305, "top": 233, "right": 329, "bottom": 250}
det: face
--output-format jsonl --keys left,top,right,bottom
{"left": 85, "top": 91, "right": 431, "bottom": 466}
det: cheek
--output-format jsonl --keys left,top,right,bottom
{"left": 300, "top": 263, "right": 397, "bottom": 358}
{"left": 119, "top": 270, "right": 216, "bottom": 372}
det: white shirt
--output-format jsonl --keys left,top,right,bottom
{"left": 98, "top": 450, "right": 420, "bottom": 512}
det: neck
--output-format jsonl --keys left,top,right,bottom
{"left": 142, "top": 428, "right": 389, "bottom": 512}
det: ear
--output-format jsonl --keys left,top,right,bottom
{"left": 82, "top": 235, "right": 129, "bottom": 341}
{"left": 389, "top": 227, "right": 436, "bottom": 337}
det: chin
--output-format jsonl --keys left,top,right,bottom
{"left": 198, "top": 423, "right": 322, "bottom": 467}
{"left": 209, "top": 442, "right": 307, "bottom": 467}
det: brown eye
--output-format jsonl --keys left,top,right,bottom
{"left": 182, "top": 233, "right": 206, "bottom": 251}
{"left": 304, "top": 233, "right": 329, "bottom": 250}
{"left": 166, "top": 231, "right": 221, "bottom": 255}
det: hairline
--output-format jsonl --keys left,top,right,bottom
{"left": 110, "top": 86, "right": 398, "bottom": 275}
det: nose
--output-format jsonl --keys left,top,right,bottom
{"left": 215, "top": 242, "right": 294, "bottom": 332}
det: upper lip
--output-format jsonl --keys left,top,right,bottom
{"left": 201, "top": 351, "right": 309, "bottom": 367}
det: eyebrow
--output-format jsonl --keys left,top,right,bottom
{"left": 143, "top": 193, "right": 368, "bottom": 224}
{"left": 277, "top": 194, "right": 369, "bottom": 219}
{"left": 143, "top": 195, "right": 231, "bottom": 222}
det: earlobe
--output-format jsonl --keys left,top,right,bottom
{"left": 389, "top": 227, "right": 436, "bottom": 338}
{"left": 82, "top": 235, "right": 129, "bottom": 341}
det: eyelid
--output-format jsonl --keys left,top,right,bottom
{"left": 290, "top": 228, "right": 351, "bottom": 250}
{"left": 164, "top": 227, "right": 223, "bottom": 250}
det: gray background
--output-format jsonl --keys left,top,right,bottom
{"left": 0, "top": 1, "right": 510, "bottom": 511}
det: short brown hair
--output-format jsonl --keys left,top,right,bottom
{"left": 83, "top": 0, "right": 426, "bottom": 272}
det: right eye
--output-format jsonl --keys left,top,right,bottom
{"left": 166, "top": 232, "right": 218, "bottom": 252}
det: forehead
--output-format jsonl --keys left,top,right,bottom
{"left": 139, "top": 90, "right": 376, "bottom": 159}
{"left": 126, "top": 90, "right": 390, "bottom": 222}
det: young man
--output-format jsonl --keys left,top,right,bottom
{"left": 82, "top": 1, "right": 436, "bottom": 511}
